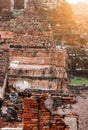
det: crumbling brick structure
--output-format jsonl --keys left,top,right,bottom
{"left": 8, "top": 0, "right": 68, "bottom": 94}
{"left": 0, "top": 0, "right": 28, "bottom": 19}
{"left": 0, "top": 0, "right": 78, "bottom": 130}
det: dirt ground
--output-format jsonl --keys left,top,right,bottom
{"left": 72, "top": 96, "right": 88, "bottom": 130}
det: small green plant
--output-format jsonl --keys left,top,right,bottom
{"left": 70, "top": 77, "right": 88, "bottom": 85}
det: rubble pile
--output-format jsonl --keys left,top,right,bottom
{"left": 0, "top": 92, "right": 24, "bottom": 128}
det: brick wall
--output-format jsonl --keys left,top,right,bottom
{"left": 23, "top": 97, "right": 69, "bottom": 130}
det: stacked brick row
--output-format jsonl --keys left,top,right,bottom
{"left": 9, "top": 65, "right": 67, "bottom": 78}
{"left": 0, "top": 118, "right": 21, "bottom": 128}
{"left": 23, "top": 97, "right": 69, "bottom": 130}
{"left": 0, "top": 31, "right": 14, "bottom": 50}
{"left": 12, "top": 31, "right": 54, "bottom": 47}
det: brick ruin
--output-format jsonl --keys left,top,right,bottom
{"left": 0, "top": 0, "right": 79, "bottom": 130}
{"left": 0, "top": 0, "right": 29, "bottom": 19}
{"left": 23, "top": 96, "right": 69, "bottom": 130}
{"left": 7, "top": 0, "right": 68, "bottom": 93}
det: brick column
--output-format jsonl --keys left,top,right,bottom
{"left": 24, "top": 0, "right": 28, "bottom": 8}
{"left": 10, "top": 0, "right": 14, "bottom": 11}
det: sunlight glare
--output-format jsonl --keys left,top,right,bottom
{"left": 66, "top": 0, "right": 88, "bottom": 4}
